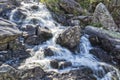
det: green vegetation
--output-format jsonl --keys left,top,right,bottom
{"left": 90, "top": 22, "right": 103, "bottom": 28}
{"left": 40, "top": 0, "right": 62, "bottom": 13}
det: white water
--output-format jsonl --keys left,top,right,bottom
{"left": 9, "top": 1, "right": 120, "bottom": 80}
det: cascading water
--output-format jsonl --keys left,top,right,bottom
{"left": 9, "top": 1, "right": 120, "bottom": 80}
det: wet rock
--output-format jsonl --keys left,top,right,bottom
{"left": 50, "top": 59, "right": 72, "bottom": 69}
{"left": 44, "top": 47, "right": 54, "bottom": 57}
{"left": 0, "top": 18, "right": 21, "bottom": 44}
{"left": 59, "top": 61, "right": 72, "bottom": 69}
{"left": 20, "top": 67, "right": 45, "bottom": 80}
{"left": 29, "top": 18, "right": 40, "bottom": 25}
{"left": 0, "top": 64, "right": 19, "bottom": 80}
{"left": 85, "top": 26, "right": 120, "bottom": 66}
{"left": 11, "top": 9, "right": 27, "bottom": 24}
{"left": 24, "top": 35, "right": 42, "bottom": 45}
{"left": 21, "top": 24, "right": 36, "bottom": 37}
{"left": 59, "top": 0, "right": 83, "bottom": 15}
{"left": 37, "top": 27, "right": 53, "bottom": 40}
{"left": 0, "top": 40, "right": 30, "bottom": 66}
{"left": 93, "top": 3, "right": 118, "bottom": 31}
{"left": 50, "top": 60, "right": 59, "bottom": 69}
{"left": 56, "top": 26, "right": 81, "bottom": 51}
{"left": 89, "top": 36, "right": 101, "bottom": 46}
{"left": 31, "top": 5, "right": 39, "bottom": 11}
{"left": 0, "top": 64, "right": 45, "bottom": 80}
{"left": 47, "top": 66, "right": 96, "bottom": 80}
{"left": 90, "top": 48, "right": 112, "bottom": 63}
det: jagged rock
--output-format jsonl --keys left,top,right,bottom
{"left": 56, "top": 26, "right": 81, "bottom": 51}
{"left": 85, "top": 26, "right": 120, "bottom": 66}
{"left": 37, "top": 27, "right": 53, "bottom": 40}
{"left": 0, "top": 18, "right": 21, "bottom": 44}
{"left": 0, "top": 0, "right": 21, "bottom": 19}
{"left": 93, "top": 3, "right": 118, "bottom": 31}
{"left": 59, "top": 0, "right": 83, "bottom": 15}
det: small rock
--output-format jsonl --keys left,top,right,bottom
{"left": 50, "top": 60, "right": 59, "bottom": 69}
{"left": 59, "top": 61, "right": 72, "bottom": 69}
{"left": 31, "top": 5, "right": 39, "bottom": 11}
{"left": 44, "top": 47, "right": 54, "bottom": 57}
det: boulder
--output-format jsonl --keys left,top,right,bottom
{"left": 0, "top": 18, "right": 21, "bottom": 44}
{"left": 24, "top": 35, "right": 42, "bottom": 45}
{"left": 85, "top": 26, "right": 120, "bottom": 66}
{"left": 0, "top": 64, "right": 45, "bottom": 80}
{"left": 37, "top": 27, "right": 53, "bottom": 40}
{"left": 47, "top": 66, "right": 96, "bottom": 80}
{"left": 56, "top": 26, "right": 81, "bottom": 51}
{"left": 93, "top": 3, "right": 118, "bottom": 31}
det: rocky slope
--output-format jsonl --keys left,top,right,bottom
{"left": 0, "top": 0, "right": 120, "bottom": 80}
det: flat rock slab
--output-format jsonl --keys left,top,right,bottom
{"left": 0, "top": 18, "right": 21, "bottom": 44}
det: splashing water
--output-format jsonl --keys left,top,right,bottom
{"left": 9, "top": 1, "right": 120, "bottom": 80}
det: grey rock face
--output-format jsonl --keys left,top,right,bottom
{"left": 0, "top": 18, "right": 21, "bottom": 44}
{"left": 93, "top": 3, "right": 118, "bottom": 31}
{"left": 56, "top": 26, "right": 81, "bottom": 51}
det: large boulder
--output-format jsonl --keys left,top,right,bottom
{"left": 47, "top": 66, "right": 96, "bottom": 80}
{"left": 56, "top": 26, "right": 81, "bottom": 51}
{"left": 0, "top": 18, "right": 21, "bottom": 45}
{"left": 85, "top": 26, "right": 120, "bottom": 66}
{"left": 93, "top": 3, "right": 118, "bottom": 31}
{"left": 0, "top": 64, "right": 45, "bottom": 80}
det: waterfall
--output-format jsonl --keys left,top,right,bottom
{"left": 9, "top": 1, "right": 120, "bottom": 80}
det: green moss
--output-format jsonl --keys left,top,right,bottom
{"left": 103, "top": 29, "right": 120, "bottom": 39}
{"left": 90, "top": 22, "right": 103, "bottom": 28}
